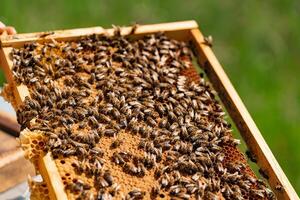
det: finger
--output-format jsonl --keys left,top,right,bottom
{"left": 0, "top": 21, "right": 5, "bottom": 28}
{"left": 0, "top": 27, "right": 4, "bottom": 34}
{"left": 6, "top": 26, "right": 17, "bottom": 35}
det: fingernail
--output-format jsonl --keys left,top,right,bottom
{"left": 0, "top": 21, "right": 6, "bottom": 28}
{"left": 7, "top": 27, "right": 17, "bottom": 35}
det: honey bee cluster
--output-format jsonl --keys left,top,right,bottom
{"left": 11, "top": 28, "right": 275, "bottom": 199}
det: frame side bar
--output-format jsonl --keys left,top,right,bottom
{"left": 190, "top": 28, "right": 299, "bottom": 200}
{"left": 0, "top": 47, "right": 67, "bottom": 200}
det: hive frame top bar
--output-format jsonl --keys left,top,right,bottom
{"left": 0, "top": 20, "right": 198, "bottom": 48}
{"left": 0, "top": 20, "right": 298, "bottom": 200}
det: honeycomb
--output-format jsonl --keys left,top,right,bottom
{"left": 28, "top": 176, "right": 50, "bottom": 200}
{"left": 1, "top": 83, "right": 18, "bottom": 110}
{"left": 6, "top": 30, "right": 275, "bottom": 199}
{"left": 19, "top": 128, "right": 46, "bottom": 162}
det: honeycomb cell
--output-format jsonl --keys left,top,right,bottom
{"left": 19, "top": 129, "right": 47, "bottom": 162}
{"left": 28, "top": 178, "right": 50, "bottom": 200}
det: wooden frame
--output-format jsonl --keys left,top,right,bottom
{"left": 0, "top": 20, "right": 298, "bottom": 200}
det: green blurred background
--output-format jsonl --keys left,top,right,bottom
{"left": 1, "top": 0, "right": 299, "bottom": 194}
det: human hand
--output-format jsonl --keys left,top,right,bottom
{"left": 0, "top": 21, "right": 16, "bottom": 35}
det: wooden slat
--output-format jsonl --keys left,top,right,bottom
{"left": 0, "top": 47, "right": 67, "bottom": 200}
{"left": 0, "top": 27, "right": 104, "bottom": 48}
{"left": 38, "top": 153, "right": 68, "bottom": 200}
{"left": 0, "top": 20, "right": 198, "bottom": 48}
{"left": 189, "top": 28, "right": 299, "bottom": 200}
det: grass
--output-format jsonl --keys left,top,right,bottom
{"left": 1, "top": 0, "right": 300, "bottom": 194}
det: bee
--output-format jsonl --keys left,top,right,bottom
{"left": 160, "top": 140, "right": 171, "bottom": 151}
{"left": 90, "top": 146, "right": 104, "bottom": 156}
{"left": 91, "top": 130, "right": 101, "bottom": 143}
{"left": 223, "top": 171, "right": 242, "bottom": 182}
{"left": 128, "top": 117, "right": 138, "bottom": 129}
{"left": 76, "top": 146, "right": 88, "bottom": 157}
{"left": 168, "top": 111, "right": 177, "bottom": 122}
{"left": 93, "top": 159, "right": 103, "bottom": 175}
{"left": 203, "top": 35, "right": 213, "bottom": 47}
{"left": 275, "top": 183, "right": 283, "bottom": 191}
{"left": 169, "top": 122, "right": 179, "bottom": 131}
{"left": 131, "top": 124, "right": 142, "bottom": 135}
{"left": 137, "top": 163, "right": 146, "bottom": 177}
{"left": 244, "top": 174, "right": 257, "bottom": 184}
{"left": 61, "top": 149, "right": 76, "bottom": 157}
{"left": 230, "top": 191, "right": 243, "bottom": 200}
{"left": 109, "top": 183, "right": 121, "bottom": 196}
{"left": 97, "top": 176, "right": 109, "bottom": 188}
{"left": 103, "top": 129, "right": 117, "bottom": 137}
{"left": 123, "top": 162, "right": 137, "bottom": 174}
{"left": 245, "top": 150, "right": 257, "bottom": 163}
{"left": 215, "top": 162, "right": 225, "bottom": 174}
{"left": 259, "top": 168, "right": 269, "bottom": 180}
{"left": 110, "top": 138, "right": 123, "bottom": 149}
{"left": 158, "top": 117, "right": 168, "bottom": 128}
{"left": 185, "top": 183, "right": 198, "bottom": 194}
{"left": 250, "top": 189, "right": 265, "bottom": 198}
{"left": 150, "top": 185, "right": 160, "bottom": 198}
{"left": 99, "top": 114, "right": 111, "bottom": 123}
{"left": 112, "top": 152, "right": 125, "bottom": 165}
{"left": 146, "top": 116, "right": 157, "bottom": 127}
{"left": 44, "top": 131, "right": 59, "bottom": 139}
{"left": 177, "top": 193, "right": 191, "bottom": 200}
{"left": 231, "top": 138, "right": 241, "bottom": 146}
{"left": 103, "top": 170, "right": 114, "bottom": 186}
{"left": 169, "top": 185, "right": 182, "bottom": 196}
{"left": 264, "top": 187, "right": 276, "bottom": 200}
{"left": 111, "top": 108, "right": 121, "bottom": 119}
{"left": 66, "top": 182, "right": 83, "bottom": 193}
{"left": 142, "top": 152, "right": 156, "bottom": 169}
{"left": 97, "top": 190, "right": 113, "bottom": 200}
{"left": 128, "top": 189, "right": 145, "bottom": 199}
{"left": 160, "top": 174, "right": 170, "bottom": 188}
{"left": 155, "top": 102, "right": 164, "bottom": 115}
{"left": 143, "top": 108, "right": 153, "bottom": 116}
{"left": 227, "top": 162, "right": 246, "bottom": 173}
